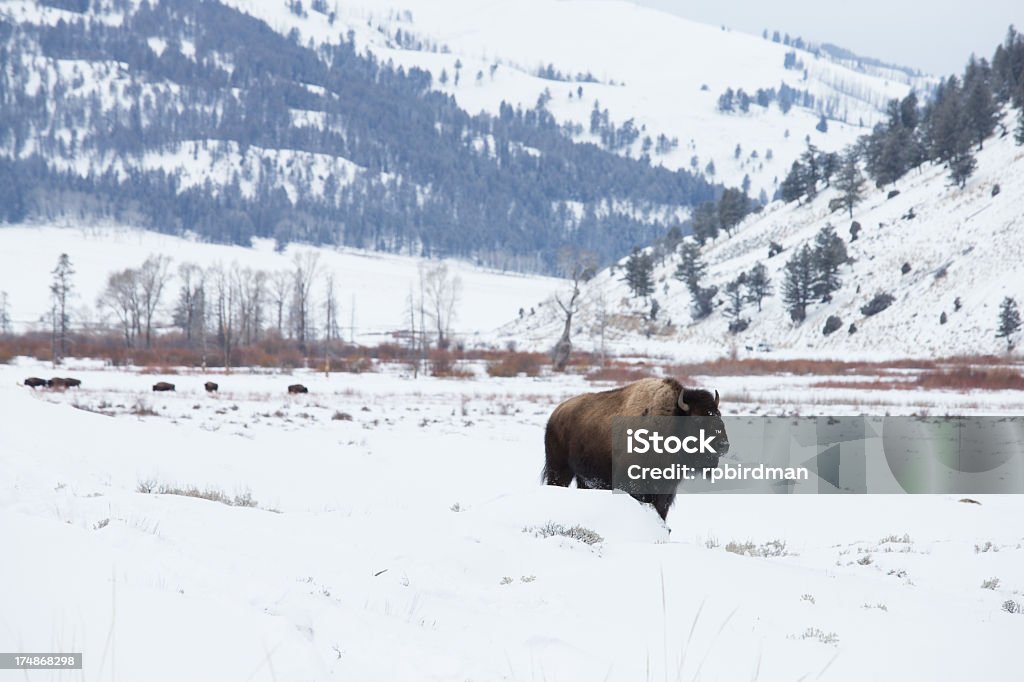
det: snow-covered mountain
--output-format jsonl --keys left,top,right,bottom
{"left": 0, "top": 0, "right": 933, "bottom": 269}
{"left": 218, "top": 0, "right": 933, "bottom": 198}
{"left": 501, "top": 112, "right": 1024, "bottom": 360}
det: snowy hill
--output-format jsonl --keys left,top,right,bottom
{"left": 501, "top": 114, "right": 1024, "bottom": 360}
{"left": 0, "top": 0, "right": 932, "bottom": 268}
{"left": 219, "top": 0, "right": 932, "bottom": 198}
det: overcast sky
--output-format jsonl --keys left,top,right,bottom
{"left": 630, "top": 0, "right": 1023, "bottom": 75}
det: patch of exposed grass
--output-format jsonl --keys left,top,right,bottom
{"left": 137, "top": 479, "right": 258, "bottom": 508}
{"left": 524, "top": 521, "right": 604, "bottom": 546}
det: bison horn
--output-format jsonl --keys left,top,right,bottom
{"left": 714, "top": 390, "right": 720, "bottom": 408}
{"left": 677, "top": 392, "right": 689, "bottom": 412}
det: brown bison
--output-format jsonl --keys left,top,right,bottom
{"left": 62, "top": 377, "right": 81, "bottom": 388}
{"left": 543, "top": 377, "right": 727, "bottom": 521}
{"left": 287, "top": 383, "right": 308, "bottom": 394}
{"left": 152, "top": 381, "right": 176, "bottom": 392}
{"left": 24, "top": 377, "right": 48, "bottom": 389}
{"left": 47, "top": 377, "right": 70, "bottom": 389}
{"left": 204, "top": 381, "right": 219, "bottom": 393}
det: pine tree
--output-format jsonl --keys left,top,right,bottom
{"left": 724, "top": 276, "right": 745, "bottom": 320}
{"left": 780, "top": 161, "right": 805, "bottom": 203}
{"left": 623, "top": 249, "right": 654, "bottom": 298}
{"left": 717, "top": 188, "right": 748, "bottom": 236}
{"left": 50, "top": 253, "right": 75, "bottom": 363}
{"left": 997, "top": 297, "right": 1022, "bottom": 350}
{"left": 833, "top": 150, "right": 865, "bottom": 218}
{"left": 744, "top": 263, "right": 773, "bottom": 311}
{"left": 812, "top": 226, "right": 848, "bottom": 301}
{"left": 674, "top": 242, "right": 707, "bottom": 289}
{"left": 782, "top": 245, "right": 815, "bottom": 322}
{"left": 690, "top": 202, "right": 719, "bottom": 244}
{"left": 948, "top": 125, "right": 977, "bottom": 188}
{"left": 963, "top": 57, "right": 998, "bottom": 150}
{"left": 690, "top": 284, "right": 719, "bottom": 320}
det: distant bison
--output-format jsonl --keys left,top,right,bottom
{"left": 24, "top": 377, "right": 48, "bottom": 389}
{"left": 62, "top": 377, "right": 81, "bottom": 388}
{"left": 204, "top": 381, "right": 219, "bottom": 393}
{"left": 544, "top": 378, "right": 727, "bottom": 521}
{"left": 47, "top": 377, "right": 71, "bottom": 390}
{"left": 152, "top": 381, "right": 176, "bottom": 392}
{"left": 287, "top": 383, "right": 308, "bottom": 394}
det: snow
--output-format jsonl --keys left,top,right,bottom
{"left": 213, "top": 0, "right": 933, "bottom": 198}
{"left": 0, "top": 0, "right": 934, "bottom": 203}
{"left": 0, "top": 225, "right": 564, "bottom": 341}
{"left": 505, "top": 112, "right": 1024, "bottom": 360}
{"left": 2, "top": 359, "right": 1023, "bottom": 680}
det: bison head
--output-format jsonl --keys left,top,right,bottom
{"left": 677, "top": 388, "right": 728, "bottom": 473}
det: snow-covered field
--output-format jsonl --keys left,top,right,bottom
{"left": 0, "top": 225, "right": 563, "bottom": 342}
{"left": 3, "top": 357, "right": 1023, "bottom": 680}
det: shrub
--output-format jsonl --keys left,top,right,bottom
{"left": 861, "top": 292, "right": 895, "bottom": 316}
{"left": 525, "top": 522, "right": 603, "bottom": 545}
{"left": 487, "top": 351, "right": 543, "bottom": 377}
{"left": 981, "top": 577, "right": 1001, "bottom": 590}
{"left": 331, "top": 411, "right": 353, "bottom": 421}
{"left": 725, "top": 539, "right": 789, "bottom": 557}
{"left": 1003, "top": 600, "right": 1021, "bottom": 614}
{"left": 728, "top": 318, "right": 750, "bottom": 333}
{"left": 822, "top": 315, "right": 842, "bottom": 336}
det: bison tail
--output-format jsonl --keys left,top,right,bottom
{"left": 542, "top": 423, "right": 573, "bottom": 487}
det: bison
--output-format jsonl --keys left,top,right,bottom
{"left": 47, "top": 377, "right": 70, "bottom": 390}
{"left": 204, "top": 381, "right": 219, "bottom": 393}
{"left": 543, "top": 377, "right": 727, "bottom": 521}
{"left": 24, "top": 377, "right": 48, "bottom": 389}
{"left": 287, "top": 383, "right": 308, "bottom": 394}
{"left": 152, "top": 381, "right": 176, "bottom": 392}
{"left": 62, "top": 377, "right": 81, "bottom": 388}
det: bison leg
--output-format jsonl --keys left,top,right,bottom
{"left": 651, "top": 494, "right": 675, "bottom": 521}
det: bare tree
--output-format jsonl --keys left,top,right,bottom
{"left": 268, "top": 270, "right": 292, "bottom": 337}
{"left": 174, "top": 263, "right": 205, "bottom": 345}
{"left": 421, "top": 262, "right": 462, "bottom": 349}
{"left": 236, "top": 267, "right": 267, "bottom": 345}
{"left": 323, "top": 272, "right": 340, "bottom": 343}
{"left": 209, "top": 264, "right": 236, "bottom": 369}
{"left": 291, "top": 252, "right": 320, "bottom": 351}
{"left": 99, "top": 268, "right": 141, "bottom": 347}
{"left": 138, "top": 255, "right": 171, "bottom": 348}
{"left": 405, "top": 286, "right": 420, "bottom": 377}
{"left": 50, "top": 253, "right": 75, "bottom": 362}
{"left": 551, "top": 250, "right": 595, "bottom": 371}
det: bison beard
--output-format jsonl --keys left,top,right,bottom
{"left": 543, "top": 378, "right": 724, "bottom": 521}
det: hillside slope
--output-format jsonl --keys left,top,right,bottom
{"left": 501, "top": 114, "right": 1024, "bottom": 360}
{"left": 219, "top": 0, "right": 930, "bottom": 199}
{"left": 0, "top": 0, "right": 930, "bottom": 269}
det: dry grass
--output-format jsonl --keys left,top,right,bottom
{"left": 137, "top": 479, "right": 258, "bottom": 508}
{"left": 813, "top": 366, "right": 1024, "bottom": 392}
{"left": 584, "top": 364, "right": 656, "bottom": 383}
{"left": 487, "top": 352, "right": 545, "bottom": 378}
